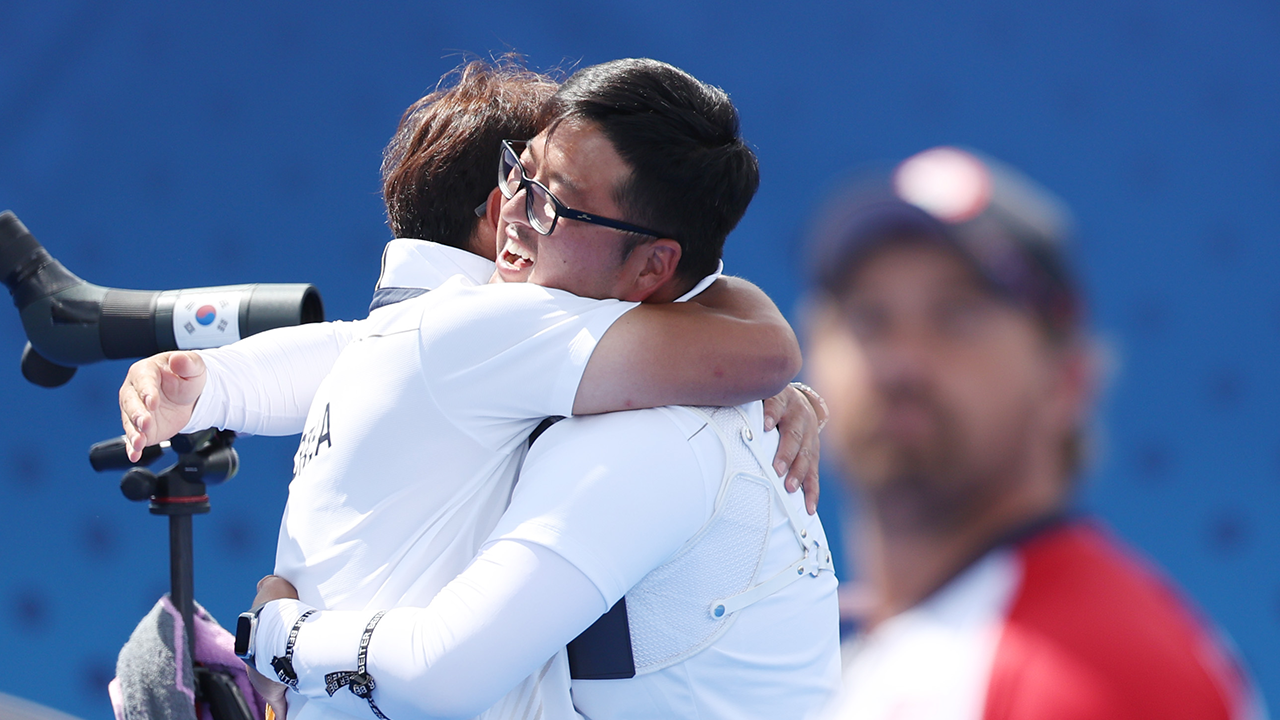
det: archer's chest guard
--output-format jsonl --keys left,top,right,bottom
{"left": 568, "top": 405, "right": 835, "bottom": 678}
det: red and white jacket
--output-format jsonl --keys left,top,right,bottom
{"left": 825, "top": 520, "right": 1265, "bottom": 720}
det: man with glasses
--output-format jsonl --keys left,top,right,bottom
{"left": 122, "top": 57, "right": 837, "bottom": 720}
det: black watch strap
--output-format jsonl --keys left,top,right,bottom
{"left": 324, "top": 610, "right": 391, "bottom": 720}
{"left": 270, "top": 609, "right": 316, "bottom": 687}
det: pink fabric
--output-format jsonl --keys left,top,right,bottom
{"left": 108, "top": 678, "right": 125, "bottom": 720}
{"left": 110, "top": 595, "right": 268, "bottom": 720}
{"left": 161, "top": 599, "right": 197, "bottom": 708}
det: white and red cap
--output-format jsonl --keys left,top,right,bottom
{"left": 808, "top": 146, "right": 1081, "bottom": 335}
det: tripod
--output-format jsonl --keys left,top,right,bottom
{"left": 91, "top": 429, "right": 257, "bottom": 720}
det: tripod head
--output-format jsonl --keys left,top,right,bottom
{"left": 90, "top": 429, "right": 239, "bottom": 512}
{"left": 89, "top": 428, "right": 241, "bottom": 638}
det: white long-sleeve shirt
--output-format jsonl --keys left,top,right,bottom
{"left": 189, "top": 240, "right": 638, "bottom": 720}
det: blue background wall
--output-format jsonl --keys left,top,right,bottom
{"left": 1, "top": 1, "right": 1277, "bottom": 716}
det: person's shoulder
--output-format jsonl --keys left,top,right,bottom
{"left": 426, "top": 280, "right": 633, "bottom": 322}
{"left": 409, "top": 278, "right": 545, "bottom": 337}
{"left": 986, "top": 520, "right": 1248, "bottom": 719}
{"left": 1012, "top": 521, "right": 1205, "bottom": 626}
{"left": 376, "top": 238, "right": 495, "bottom": 288}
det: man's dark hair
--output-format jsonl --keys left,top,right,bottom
{"left": 382, "top": 56, "right": 559, "bottom": 250}
{"left": 542, "top": 58, "right": 759, "bottom": 284}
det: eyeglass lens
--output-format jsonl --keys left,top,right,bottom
{"left": 500, "top": 143, "right": 558, "bottom": 235}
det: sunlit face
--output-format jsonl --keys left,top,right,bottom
{"left": 807, "top": 242, "right": 1070, "bottom": 519}
{"left": 493, "top": 120, "right": 640, "bottom": 300}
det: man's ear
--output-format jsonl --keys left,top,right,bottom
{"left": 1050, "top": 338, "right": 1097, "bottom": 437}
{"left": 622, "top": 238, "right": 682, "bottom": 302}
{"left": 485, "top": 186, "right": 504, "bottom": 226}
{"left": 467, "top": 187, "right": 505, "bottom": 261}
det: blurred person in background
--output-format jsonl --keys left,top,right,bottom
{"left": 805, "top": 146, "right": 1265, "bottom": 720}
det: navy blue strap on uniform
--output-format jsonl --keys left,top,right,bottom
{"left": 567, "top": 598, "right": 635, "bottom": 680}
{"left": 368, "top": 287, "right": 429, "bottom": 313}
{"left": 528, "top": 416, "right": 565, "bottom": 445}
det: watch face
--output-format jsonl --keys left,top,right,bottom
{"left": 234, "top": 612, "right": 255, "bottom": 659}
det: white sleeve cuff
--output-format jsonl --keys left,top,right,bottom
{"left": 180, "top": 351, "right": 224, "bottom": 433}
{"left": 254, "top": 600, "right": 392, "bottom": 718}
{"left": 252, "top": 598, "right": 313, "bottom": 679}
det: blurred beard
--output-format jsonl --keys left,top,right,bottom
{"left": 850, "top": 386, "right": 991, "bottom": 533}
{"left": 860, "top": 385, "right": 961, "bottom": 482}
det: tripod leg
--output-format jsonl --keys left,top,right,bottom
{"left": 170, "top": 514, "right": 196, "bottom": 657}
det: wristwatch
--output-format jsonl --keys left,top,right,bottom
{"left": 234, "top": 608, "right": 261, "bottom": 664}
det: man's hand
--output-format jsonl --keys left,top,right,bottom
{"left": 763, "top": 384, "right": 823, "bottom": 515}
{"left": 119, "top": 351, "right": 207, "bottom": 462}
{"left": 247, "top": 575, "right": 301, "bottom": 720}
{"left": 247, "top": 662, "right": 289, "bottom": 720}
{"left": 252, "top": 575, "right": 300, "bottom": 610}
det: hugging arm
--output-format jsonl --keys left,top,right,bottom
{"left": 255, "top": 542, "right": 605, "bottom": 720}
{"left": 572, "top": 276, "right": 802, "bottom": 415}
{"left": 573, "top": 276, "right": 822, "bottom": 513}
{"left": 119, "top": 321, "right": 359, "bottom": 461}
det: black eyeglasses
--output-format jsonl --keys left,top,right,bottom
{"left": 498, "top": 140, "right": 666, "bottom": 238}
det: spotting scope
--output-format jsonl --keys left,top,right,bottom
{"left": 0, "top": 210, "right": 323, "bottom": 387}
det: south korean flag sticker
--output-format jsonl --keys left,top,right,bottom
{"left": 173, "top": 291, "right": 243, "bottom": 349}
